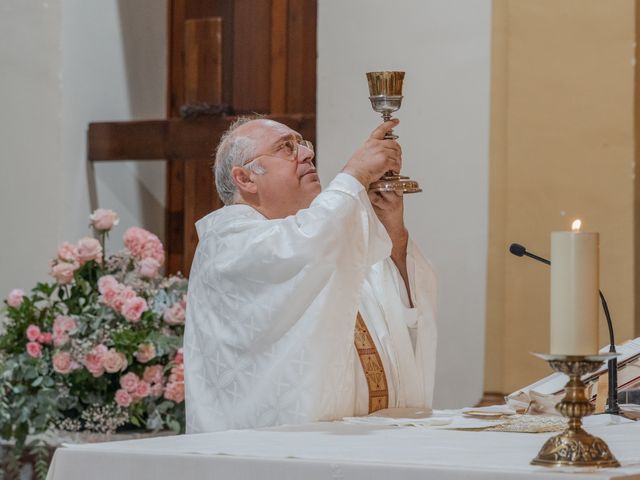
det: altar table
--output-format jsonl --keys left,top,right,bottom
{"left": 47, "top": 417, "right": 640, "bottom": 480}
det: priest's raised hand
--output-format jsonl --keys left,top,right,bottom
{"left": 343, "top": 119, "right": 402, "bottom": 189}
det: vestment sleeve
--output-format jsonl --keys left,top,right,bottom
{"left": 406, "top": 238, "right": 438, "bottom": 406}
{"left": 197, "top": 172, "right": 392, "bottom": 348}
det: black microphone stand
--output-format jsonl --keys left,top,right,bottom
{"left": 599, "top": 291, "right": 620, "bottom": 415}
{"left": 509, "top": 243, "right": 620, "bottom": 415}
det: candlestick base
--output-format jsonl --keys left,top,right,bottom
{"left": 530, "top": 353, "right": 620, "bottom": 469}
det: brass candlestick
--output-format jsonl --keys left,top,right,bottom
{"left": 366, "top": 71, "right": 421, "bottom": 194}
{"left": 530, "top": 353, "right": 620, "bottom": 468}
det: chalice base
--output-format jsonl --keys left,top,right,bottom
{"left": 369, "top": 174, "right": 422, "bottom": 194}
{"left": 531, "top": 427, "right": 620, "bottom": 468}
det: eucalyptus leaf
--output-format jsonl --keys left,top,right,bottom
{"left": 168, "top": 419, "right": 181, "bottom": 433}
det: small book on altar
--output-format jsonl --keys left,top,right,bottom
{"left": 507, "top": 337, "right": 640, "bottom": 414}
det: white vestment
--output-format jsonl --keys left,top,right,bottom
{"left": 184, "top": 173, "right": 437, "bottom": 433}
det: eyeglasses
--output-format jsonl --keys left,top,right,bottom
{"left": 243, "top": 138, "right": 314, "bottom": 166}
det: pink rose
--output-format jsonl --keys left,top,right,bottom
{"left": 164, "top": 363, "right": 184, "bottom": 403}
{"left": 138, "top": 257, "right": 161, "bottom": 278}
{"left": 121, "top": 296, "right": 148, "bottom": 323}
{"left": 26, "top": 325, "right": 41, "bottom": 342}
{"left": 123, "top": 227, "right": 148, "bottom": 258}
{"left": 132, "top": 380, "right": 151, "bottom": 400}
{"left": 53, "top": 316, "right": 70, "bottom": 333}
{"left": 114, "top": 389, "right": 132, "bottom": 408}
{"left": 112, "top": 286, "right": 136, "bottom": 312}
{"left": 50, "top": 262, "right": 77, "bottom": 284}
{"left": 141, "top": 236, "right": 165, "bottom": 265}
{"left": 99, "top": 286, "right": 121, "bottom": 309}
{"left": 7, "top": 289, "right": 24, "bottom": 308}
{"left": 143, "top": 365, "right": 164, "bottom": 385}
{"left": 169, "top": 364, "right": 184, "bottom": 383}
{"left": 174, "top": 348, "right": 184, "bottom": 365}
{"left": 123, "top": 227, "right": 165, "bottom": 264}
{"left": 26, "top": 341, "right": 42, "bottom": 358}
{"left": 83, "top": 344, "right": 108, "bottom": 377}
{"left": 57, "top": 242, "right": 78, "bottom": 263}
{"left": 102, "top": 349, "right": 128, "bottom": 373}
{"left": 52, "top": 316, "right": 75, "bottom": 347}
{"left": 98, "top": 275, "right": 122, "bottom": 310}
{"left": 150, "top": 382, "right": 164, "bottom": 397}
{"left": 164, "top": 381, "right": 184, "bottom": 403}
{"left": 53, "top": 315, "right": 77, "bottom": 335}
{"left": 120, "top": 372, "right": 140, "bottom": 393}
{"left": 163, "top": 302, "right": 185, "bottom": 325}
{"left": 62, "top": 317, "right": 77, "bottom": 333}
{"left": 135, "top": 343, "right": 156, "bottom": 364}
{"left": 90, "top": 208, "right": 119, "bottom": 231}
{"left": 38, "top": 332, "right": 52, "bottom": 344}
{"left": 53, "top": 331, "right": 69, "bottom": 347}
{"left": 97, "top": 275, "right": 118, "bottom": 294}
{"left": 76, "top": 237, "right": 103, "bottom": 265}
{"left": 98, "top": 275, "right": 122, "bottom": 307}
{"left": 52, "top": 351, "right": 75, "bottom": 374}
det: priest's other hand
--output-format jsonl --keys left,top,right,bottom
{"left": 342, "top": 120, "right": 402, "bottom": 189}
{"left": 368, "top": 190, "right": 408, "bottom": 246}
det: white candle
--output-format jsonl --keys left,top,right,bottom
{"left": 550, "top": 220, "right": 599, "bottom": 355}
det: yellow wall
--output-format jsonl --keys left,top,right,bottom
{"left": 486, "top": 0, "right": 636, "bottom": 393}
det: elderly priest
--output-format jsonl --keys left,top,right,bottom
{"left": 184, "top": 117, "right": 437, "bottom": 433}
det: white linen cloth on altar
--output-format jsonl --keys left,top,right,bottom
{"left": 47, "top": 414, "right": 640, "bottom": 480}
{"left": 185, "top": 173, "right": 437, "bottom": 432}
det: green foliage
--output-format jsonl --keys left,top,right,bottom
{"left": 28, "top": 439, "right": 51, "bottom": 480}
{"left": 112, "top": 329, "right": 150, "bottom": 357}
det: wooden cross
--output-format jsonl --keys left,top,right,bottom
{"left": 87, "top": 0, "right": 316, "bottom": 276}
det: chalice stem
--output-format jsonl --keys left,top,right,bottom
{"left": 381, "top": 113, "right": 398, "bottom": 140}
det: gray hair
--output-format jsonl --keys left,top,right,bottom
{"left": 214, "top": 117, "right": 266, "bottom": 205}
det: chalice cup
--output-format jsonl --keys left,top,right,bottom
{"left": 366, "top": 71, "right": 421, "bottom": 193}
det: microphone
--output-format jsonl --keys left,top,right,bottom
{"left": 509, "top": 243, "right": 550, "bottom": 265}
{"left": 509, "top": 243, "right": 620, "bottom": 415}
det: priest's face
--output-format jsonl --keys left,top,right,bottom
{"left": 234, "top": 119, "right": 321, "bottom": 219}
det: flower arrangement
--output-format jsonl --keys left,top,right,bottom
{"left": 0, "top": 209, "right": 187, "bottom": 478}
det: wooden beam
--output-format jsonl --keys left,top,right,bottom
{"left": 88, "top": 121, "right": 168, "bottom": 161}
{"left": 184, "top": 18, "right": 223, "bottom": 105}
{"left": 270, "top": 0, "right": 288, "bottom": 114}
{"left": 166, "top": 0, "right": 188, "bottom": 275}
{"left": 183, "top": 17, "right": 225, "bottom": 276}
{"left": 286, "top": 0, "right": 316, "bottom": 113}
{"left": 232, "top": 0, "right": 272, "bottom": 113}
{"left": 88, "top": 115, "right": 316, "bottom": 162}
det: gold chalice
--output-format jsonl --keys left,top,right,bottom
{"left": 366, "top": 71, "right": 421, "bottom": 194}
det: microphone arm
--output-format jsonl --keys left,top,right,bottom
{"left": 524, "top": 251, "right": 550, "bottom": 266}
{"left": 509, "top": 243, "right": 620, "bottom": 415}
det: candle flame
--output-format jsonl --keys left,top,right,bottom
{"left": 571, "top": 219, "right": 582, "bottom": 232}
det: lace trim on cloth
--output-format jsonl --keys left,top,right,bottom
{"left": 354, "top": 312, "right": 389, "bottom": 413}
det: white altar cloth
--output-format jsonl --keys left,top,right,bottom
{"left": 47, "top": 416, "right": 640, "bottom": 480}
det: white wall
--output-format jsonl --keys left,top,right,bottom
{"left": 318, "top": 0, "right": 492, "bottom": 407}
{"left": 0, "top": 0, "right": 166, "bottom": 299}
{"left": 0, "top": 0, "right": 64, "bottom": 300}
